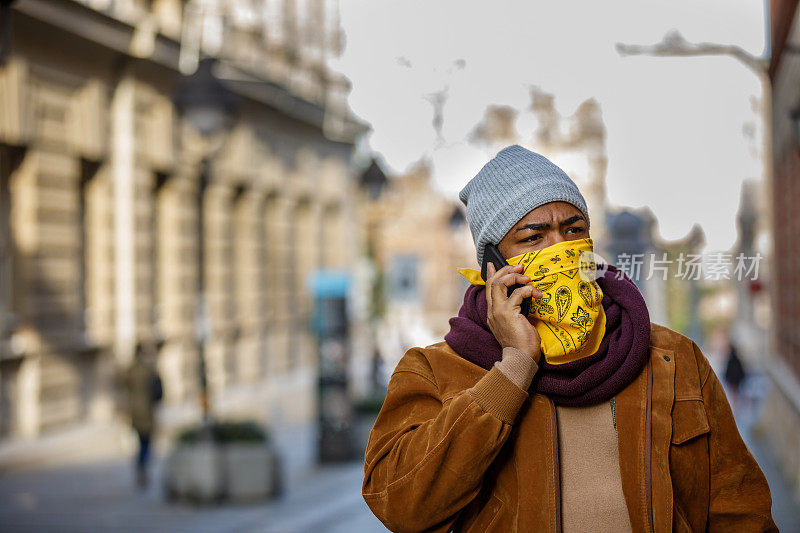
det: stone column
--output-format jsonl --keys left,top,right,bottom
{"left": 111, "top": 73, "right": 137, "bottom": 367}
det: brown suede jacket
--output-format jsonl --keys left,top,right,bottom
{"left": 362, "top": 323, "right": 777, "bottom": 532}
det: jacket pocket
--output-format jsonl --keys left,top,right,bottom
{"left": 671, "top": 399, "right": 710, "bottom": 445}
{"left": 456, "top": 493, "right": 505, "bottom": 532}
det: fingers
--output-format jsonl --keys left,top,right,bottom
{"left": 487, "top": 264, "right": 523, "bottom": 288}
{"left": 486, "top": 263, "right": 511, "bottom": 308}
{"left": 507, "top": 284, "right": 534, "bottom": 308}
{"left": 506, "top": 285, "right": 543, "bottom": 306}
{"left": 487, "top": 263, "right": 522, "bottom": 318}
{"left": 486, "top": 264, "right": 543, "bottom": 316}
{"left": 488, "top": 268, "right": 529, "bottom": 303}
{"left": 487, "top": 262, "right": 518, "bottom": 279}
{"left": 496, "top": 272, "right": 530, "bottom": 288}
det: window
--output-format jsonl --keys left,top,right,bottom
{"left": 0, "top": 147, "right": 19, "bottom": 343}
{"left": 390, "top": 255, "right": 420, "bottom": 302}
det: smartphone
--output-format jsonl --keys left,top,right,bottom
{"left": 481, "top": 243, "right": 532, "bottom": 316}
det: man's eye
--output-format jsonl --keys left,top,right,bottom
{"left": 567, "top": 227, "right": 585, "bottom": 234}
{"left": 524, "top": 235, "right": 541, "bottom": 242}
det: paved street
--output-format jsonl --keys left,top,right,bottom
{"left": 0, "top": 455, "right": 386, "bottom": 533}
{"left": 727, "top": 381, "right": 800, "bottom": 533}
{"left": 0, "top": 417, "right": 387, "bottom": 533}
{"left": 0, "top": 390, "right": 798, "bottom": 532}
{"left": 741, "top": 420, "right": 800, "bottom": 532}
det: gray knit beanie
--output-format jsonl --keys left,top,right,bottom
{"left": 459, "top": 145, "right": 590, "bottom": 266}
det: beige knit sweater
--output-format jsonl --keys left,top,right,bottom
{"left": 496, "top": 347, "right": 633, "bottom": 532}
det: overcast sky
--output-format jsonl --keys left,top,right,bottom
{"left": 331, "top": 0, "right": 767, "bottom": 254}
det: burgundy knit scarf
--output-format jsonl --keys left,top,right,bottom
{"left": 444, "top": 264, "right": 651, "bottom": 407}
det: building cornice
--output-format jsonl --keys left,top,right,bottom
{"left": 14, "top": 0, "right": 181, "bottom": 69}
{"left": 12, "top": 0, "right": 369, "bottom": 143}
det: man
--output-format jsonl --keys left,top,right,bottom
{"left": 362, "top": 145, "right": 776, "bottom": 532}
{"left": 125, "top": 341, "right": 163, "bottom": 488}
{"left": 724, "top": 338, "right": 747, "bottom": 410}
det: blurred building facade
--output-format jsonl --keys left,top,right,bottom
{"left": 363, "top": 91, "right": 614, "bottom": 371}
{"left": 729, "top": 179, "right": 772, "bottom": 366}
{"left": 604, "top": 207, "right": 705, "bottom": 340}
{"left": 765, "top": 0, "right": 800, "bottom": 499}
{"left": 527, "top": 90, "right": 610, "bottom": 249}
{"left": 366, "top": 161, "right": 475, "bottom": 371}
{"left": 0, "top": 0, "right": 368, "bottom": 465}
{"left": 470, "top": 89, "right": 610, "bottom": 249}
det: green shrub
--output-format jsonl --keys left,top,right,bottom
{"left": 177, "top": 420, "right": 269, "bottom": 444}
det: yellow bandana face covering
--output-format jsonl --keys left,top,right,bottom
{"left": 458, "top": 238, "right": 606, "bottom": 365}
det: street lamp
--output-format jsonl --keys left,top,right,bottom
{"left": 448, "top": 206, "right": 466, "bottom": 232}
{"left": 172, "top": 57, "right": 238, "bottom": 424}
{"left": 359, "top": 159, "right": 388, "bottom": 201}
{"left": 358, "top": 159, "right": 388, "bottom": 319}
{"left": 174, "top": 58, "right": 238, "bottom": 137}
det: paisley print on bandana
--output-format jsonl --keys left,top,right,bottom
{"left": 457, "top": 238, "right": 606, "bottom": 365}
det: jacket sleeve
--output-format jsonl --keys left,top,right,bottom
{"left": 694, "top": 343, "right": 778, "bottom": 532}
{"left": 362, "top": 347, "right": 529, "bottom": 533}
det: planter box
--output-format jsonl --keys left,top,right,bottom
{"left": 165, "top": 441, "right": 223, "bottom": 503}
{"left": 222, "top": 444, "right": 276, "bottom": 502}
{"left": 165, "top": 441, "right": 278, "bottom": 504}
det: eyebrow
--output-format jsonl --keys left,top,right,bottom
{"left": 514, "top": 214, "right": 585, "bottom": 233}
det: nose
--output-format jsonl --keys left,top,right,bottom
{"left": 548, "top": 231, "right": 567, "bottom": 245}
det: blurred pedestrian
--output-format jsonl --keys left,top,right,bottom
{"left": 370, "top": 348, "right": 380, "bottom": 391}
{"left": 362, "top": 145, "right": 776, "bottom": 531}
{"left": 724, "top": 339, "right": 747, "bottom": 410}
{"left": 125, "top": 341, "right": 163, "bottom": 488}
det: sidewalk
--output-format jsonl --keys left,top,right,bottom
{"left": 0, "top": 418, "right": 388, "bottom": 533}
{"left": 0, "top": 423, "right": 130, "bottom": 475}
{"left": 731, "top": 382, "right": 800, "bottom": 532}
{"left": 0, "top": 453, "right": 386, "bottom": 532}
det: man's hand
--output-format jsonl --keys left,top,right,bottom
{"left": 485, "top": 262, "right": 543, "bottom": 362}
